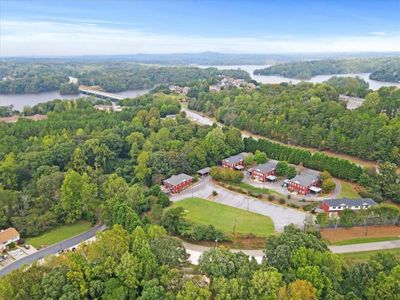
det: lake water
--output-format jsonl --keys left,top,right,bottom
{"left": 200, "top": 65, "right": 400, "bottom": 90}
{"left": 0, "top": 89, "right": 150, "bottom": 111}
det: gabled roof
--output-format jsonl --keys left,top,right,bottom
{"left": 223, "top": 153, "right": 246, "bottom": 164}
{"left": 0, "top": 228, "right": 20, "bottom": 244}
{"left": 323, "top": 198, "right": 377, "bottom": 207}
{"left": 164, "top": 173, "right": 193, "bottom": 186}
{"left": 290, "top": 169, "right": 320, "bottom": 187}
{"left": 249, "top": 160, "right": 278, "bottom": 173}
{"left": 197, "top": 167, "right": 211, "bottom": 175}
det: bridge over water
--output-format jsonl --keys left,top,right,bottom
{"left": 79, "top": 87, "right": 126, "bottom": 101}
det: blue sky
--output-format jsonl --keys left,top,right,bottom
{"left": 1, "top": 0, "right": 399, "bottom": 56}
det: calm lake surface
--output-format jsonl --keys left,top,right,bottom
{"left": 2, "top": 65, "right": 399, "bottom": 111}
{"left": 200, "top": 65, "right": 400, "bottom": 90}
{"left": 0, "top": 89, "right": 150, "bottom": 111}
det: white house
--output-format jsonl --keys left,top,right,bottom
{"left": 0, "top": 228, "right": 20, "bottom": 252}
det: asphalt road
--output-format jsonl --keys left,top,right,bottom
{"left": 183, "top": 239, "right": 400, "bottom": 265}
{"left": 0, "top": 224, "right": 106, "bottom": 277}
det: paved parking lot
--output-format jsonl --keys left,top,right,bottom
{"left": 171, "top": 178, "right": 308, "bottom": 231}
{"left": 242, "top": 173, "right": 341, "bottom": 201}
{"left": 0, "top": 245, "right": 38, "bottom": 270}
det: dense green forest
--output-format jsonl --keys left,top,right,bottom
{"left": 254, "top": 57, "right": 400, "bottom": 81}
{"left": 2, "top": 224, "right": 399, "bottom": 299}
{"left": 0, "top": 89, "right": 399, "bottom": 299}
{"left": 324, "top": 77, "right": 370, "bottom": 97}
{"left": 189, "top": 81, "right": 400, "bottom": 165}
{"left": 0, "top": 94, "right": 245, "bottom": 237}
{"left": 0, "top": 62, "right": 250, "bottom": 94}
{"left": 370, "top": 59, "right": 400, "bottom": 82}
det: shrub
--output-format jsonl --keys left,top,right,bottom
{"left": 287, "top": 194, "right": 291, "bottom": 200}
{"left": 279, "top": 198, "right": 286, "bottom": 204}
{"left": 254, "top": 150, "right": 268, "bottom": 164}
{"left": 322, "top": 178, "right": 336, "bottom": 193}
{"left": 212, "top": 190, "right": 218, "bottom": 196}
{"left": 302, "top": 203, "right": 319, "bottom": 212}
{"left": 210, "top": 166, "right": 243, "bottom": 183}
{"left": 267, "top": 195, "right": 275, "bottom": 201}
{"left": 244, "top": 153, "right": 255, "bottom": 166}
{"left": 188, "top": 224, "right": 226, "bottom": 241}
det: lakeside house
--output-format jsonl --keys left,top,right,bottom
{"left": 163, "top": 173, "right": 194, "bottom": 193}
{"left": 94, "top": 104, "right": 123, "bottom": 112}
{"left": 249, "top": 160, "right": 279, "bottom": 182}
{"left": 322, "top": 198, "right": 377, "bottom": 216}
{"left": 287, "top": 169, "right": 321, "bottom": 195}
{"left": 169, "top": 85, "right": 190, "bottom": 95}
{"left": 0, "top": 228, "right": 20, "bottom": 252}
{"left": 209, "top": 77, "right": 256, "bottom": 92}
{"left": 222, "top": 153, "right": 246, "bottom": 170}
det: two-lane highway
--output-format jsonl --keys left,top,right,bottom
{"left": 0, "top": 224, "right": 106, "bottom": 277}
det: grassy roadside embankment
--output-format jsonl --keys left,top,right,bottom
{"left": 26, "top": 220, "right": 92, "bottom": 249}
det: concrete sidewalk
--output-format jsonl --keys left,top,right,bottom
{"left": 182, "top": 239, "right": 400, "bottom": 265}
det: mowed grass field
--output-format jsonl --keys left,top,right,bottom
{"left": 339, "top": 248, "right": 400, "bottom": 265}
{"left": 338, "top": 180, "right": 360, "bottom": 198}
{"left": 172, "top": 197, "right": 275, "bottom": 237}
{"left": 27, "top": 220, "right": 92, "bottom": 249}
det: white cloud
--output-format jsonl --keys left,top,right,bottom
{"left": 1, "top": 19, "right": 399, "bottom": 56}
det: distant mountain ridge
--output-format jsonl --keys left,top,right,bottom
{"left": 3, "top": 51, "right": 400, "bottom": 66}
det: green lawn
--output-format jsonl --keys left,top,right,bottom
{"left": 26, "top": 220, "right": 92, "bottom": 248}
{"left": 332, "top": 236, "right": 400, "bottom": 246}
{"left": 338, "top": 180, "right": 360, "bottom": 198}
{"left": 224, "top": 181, "right": 284, "bottom": 197}
{"left": 173, "top": 197, "right": 275, "bottom": 237}
{"left": 339, "top": 248, "right": 400, "bottom": 265}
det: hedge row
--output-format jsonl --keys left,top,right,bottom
{"left": 244, "top": 137, "right": 363, "bottom": 182}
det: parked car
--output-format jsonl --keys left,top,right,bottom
{"left": 24, "top": 244, "right": 30, "bottom": 250}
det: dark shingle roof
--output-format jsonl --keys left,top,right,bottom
{"left": 223, "top": 153, "right": 245, "bottom": 164}
{"left": 323, "top": 198, "right": 377, "bottom": 207}
{"left": 290, "top": 169, "right": 320, "bottom": 187}
{"left": 164, "top": 173, "right": 193, "bottom": 186}
{"left": 250, "top": 160, "right": 278, "bottom": 173}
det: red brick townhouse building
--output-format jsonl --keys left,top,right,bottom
{"left": 163, "top": 173, "right": 194, "bottom": 193}
{"left": 0, "top": 228, "right": 20, "bottom": 253}
{"left": 287, "top": 170, "right": 321, "bottom": 195}
{"left": 249, "top": 160, "right": 279, "bottom": 182}
{"left": 322, "top": 198, "right": 377, "bottom": 216}
{"left": 222, "top": 153, "right": 246, "bottom": 170}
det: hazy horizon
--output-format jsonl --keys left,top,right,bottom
{"left": 1, "top": 0, "right": 399, "bottom": 57}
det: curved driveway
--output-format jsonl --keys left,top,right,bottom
{"left": 171, "top": 177, "right": 308, "bottom": 231}
{"left": 0, "top": 224, "right": 106, "bottom": 277}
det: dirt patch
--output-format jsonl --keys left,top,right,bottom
{"left": 321, "top": 225, "right": 400, "bottom": 243}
